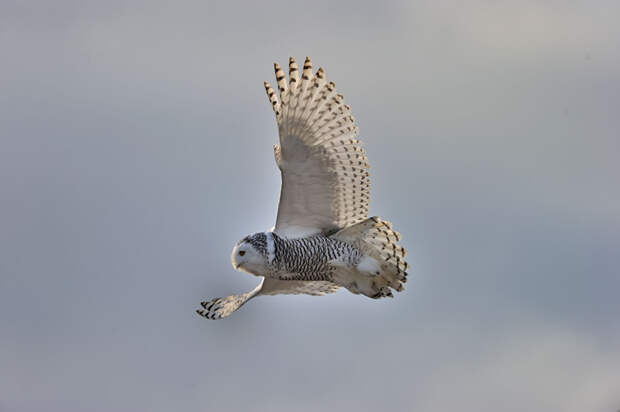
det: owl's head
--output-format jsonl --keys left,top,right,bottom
{"left": 231, "top": 232, "right": 272, "bottom": 275}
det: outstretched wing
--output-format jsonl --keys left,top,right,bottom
{"left": 265, "top": 57, "right": 370, "bottom": 238}
{"left": 196, "top": 281, "right": 263, "bottom": 320}
{"left": 196, "top": 277, "right": 339, "bottom": 320}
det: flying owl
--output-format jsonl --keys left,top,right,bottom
{"left": 196, "top": 56, "right": 408, "bottom": 319}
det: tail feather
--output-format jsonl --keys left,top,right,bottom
{"left": 331, "top": 216, "right": 410, "bottom": 297}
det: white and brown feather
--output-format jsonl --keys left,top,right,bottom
{"left": 265, "top": 56, "right": 370, "bottom": 238}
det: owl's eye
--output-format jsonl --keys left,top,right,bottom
{"left": 239, "top": 250, "right": 246, "bottom": 256}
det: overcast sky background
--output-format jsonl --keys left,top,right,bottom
{"left": 1, "top": 1, "right": 619, "bottom": 411}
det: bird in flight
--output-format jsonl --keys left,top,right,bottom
{"left": 196, "top": 56, "right": 408, "bottom": 319}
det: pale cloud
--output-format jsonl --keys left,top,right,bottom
{"left": 413, "top": 328, "right": 620, "bottom": 412}
{"left": 404, "top": 1, "right": 620, "bottom": 58}
{"left": 1, "top": 1, "right": 619, "bottom": 411}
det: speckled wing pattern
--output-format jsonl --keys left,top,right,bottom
{"left": 265, "top": 57, "right": 370, "bottom": 238}
{"left": 196, "top": 277, "right": 339, "bottom": 319}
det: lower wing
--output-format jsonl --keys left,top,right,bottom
{"left": 196, "top": 277, "right": 339, "bottom": 320}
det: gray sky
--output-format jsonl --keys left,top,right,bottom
{"left": 1, "top": 1, "right": 619, "bottom": 411}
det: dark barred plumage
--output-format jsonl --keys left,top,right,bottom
{"left": 269, "top": 233, "right": 362, "bottom": 281}
{"left": 240, "top": 233, "right": 268, "bottom": 257}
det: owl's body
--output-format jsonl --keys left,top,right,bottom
{"left": 196, "top": 56, "right": 409, "bottom": 319}
{"left": 268, "top": 233, "right": 362, "bottom": 281}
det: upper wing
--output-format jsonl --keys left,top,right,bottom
{"left": 196, "top": 277, "right": 339, "bottom": 320}
{"left": 264, "top": 57, "right": 370, "bottom": 238}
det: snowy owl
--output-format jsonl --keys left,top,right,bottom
{"left": 196, "top": 56, "right": 408, "bottom": 319}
